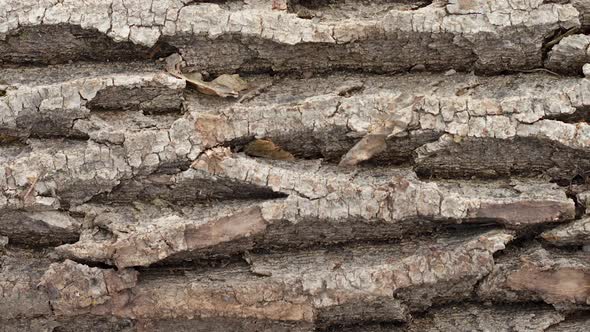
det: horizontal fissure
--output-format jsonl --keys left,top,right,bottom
{"left": 414, "top": 136, "right": 590, "bottom": 183}
{"left": 89, "top": 171, "right": 287, "bottom": 205}
{"left": 0, "top": 25, "right": 177, "bottom": 66}
{"left": 55, "top": 154, "right": 575, "bottom": 267}
{"left": 31, "top": 229, "right": 513, "bottom": 324}
{"left": 1, "top": 2, "right": 582, "bottom": 75}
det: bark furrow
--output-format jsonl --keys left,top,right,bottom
{"left": 2, "top": 0, "right": 590, "bottom": 330}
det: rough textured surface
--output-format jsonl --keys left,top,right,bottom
{"left": 478, "top": 245, "right": 590, "bottom": 309}
{"left": 546, "top": 34, "right": 590, "bottom": 74}
{"left": 0, "top": 0, "right": 585, "bottom": 74}
{"left": 541, "top": 217, "right": 590, "bottom": 247}
{"left": 56, "top": 162, "right": 573, "bottom": 267}
{"left": 0, "top": 63, "right": 185, "bottom": 139}
{"left": 332, "top": 304, "right": 567, "bottom": 332}
{"left": 3, "top": 0, "right": 590, "bottom": 330}
{"left": 5, "top": 230, "right": 513, "bottom": 324}
{"left": 188, "top": 72, "right": 590, "bottom": 181}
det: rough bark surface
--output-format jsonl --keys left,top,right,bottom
{"left": 1, "top": 0, "right": 590, "bottom": 331}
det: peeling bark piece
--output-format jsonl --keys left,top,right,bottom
{"left": 541, "top": 217, "right": 590, "bottom": 247}
{"left": 193, "top": 149, "right": 575, "bottom": 227}
{"left": 56, "top": 201, "right": 273, "bottom": 267}
{"left": 244, "top": 139, "right": 295, "bottom": 161}
{"left": 43, "top": 230, "right": 513, "bottom": 326}
{"left": 545, "top": 34, "right": 590, "bottom": 74}
{"left": 478, "top": 245, "right": 590, "bottom": 309}
{"left": 191, "top": 72, "right": 590, "bottom": 181}
{"left": 57, "top": 159, "right": 570, "bottom": 267}
{"left": 211, "top": 74, "right": 249, "bottom": 92}
{"left": 0, "top": 0, "right": 582, "bottom": 73}
{"left": 245, "top": 230, "right": 513, "bottom": 323}
{"left": 339, "top": 134, "right": 388, "bottom": 166}
{"left": 174, "top": 71, "right": 240, "bottom": 98}
{"left": 0, "top": 63, "right": 185, "bottom": 139}
{"left": 182, "top": 74, "right": 240, "bottom": 98}
{"left": 474, "top": 201, "right": 575, "bottom": 227}
{"left": 339, "top": 93, "right": 424, "bottom": 166}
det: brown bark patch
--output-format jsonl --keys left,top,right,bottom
{"left": 473, "top": 201, "right": 574, "bottom": 226}
{"left": 507, "top": 267, "right": 590, "bottom": 304}
{"left": 185, "top": 207, "right": 267, "bottom": 248}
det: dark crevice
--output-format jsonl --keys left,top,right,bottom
{"left": 542, "top": 106, "right": 590, "bottom": 123}
{"left": 539, "top": 242, "right": 587, "bottom": 252}
{"left": 68, "top": 259, "right": 119, "bottom": 270}
{"left": 415, "top": 137, "right": 590, "bottom": 183}
{"left": 0, "top": 24, "right": 176, "bottom": 66}
{"left": 561, "top": 309, "right": 590, "bottom": 321}
{"left": 542, "top": 27, "right": 568, "bottom": 61}
{"left": 0, "top": 235, "right": 80, "bottom": 248}
{"left": 226, "top": 129, "right": 440, "bottom": 165}
{"left": 290, "top": 0, "right": 432, "bottom": 10}
{"left": 27, "top": 132, "right": 90, "bottom": 141}
{"left": 152, "top": 223, "right": 502, "bottom": 268}
{"left": 551, "top": 171, "right": 590, "bottom": 218}
{"left": 89, "top": 172, "right": 287, "bottom": 205}
{"left": 541, "top": 26, "right": 581, "bottom": 63}
{"left": 1, "top": 24, "right": 583, "bottom": 78}
{"left": 501, "top": 236, "right": 543, "bottom": 254}
{"left": 537, "top": 243, "right": 590, "bottom": 257}
{"left": 228, "top": 132, "right": 353, "bottom": 162}
{"left": 138, "top": 256, "right": 249, "bottom": 275}
{"left": 50, "top": 317, "right": 135, "bottom": 332}
{"left": 86, "top": 86, "right": 183, "bottom": 114}
{"left": 253, "top": 220, "right": 502, "bottom": 254}
{"left": 229, "top": 132, "right": 590, "bottom": 185}
{"left": 170, "top": 32, "right": 483, "bottom": 77}
{"left": 4, "top": 26, "right": 579, "bottom": 78}
{"left": 0, "top": 209, "right": 81, "bottom": 247}
{"left": 2, "top": 243, "right": 64, "bottom": 255}
{"left": 66, "top": 222, "right": 505, "bottom": 270}
{"left": 183, "top": 0, "right": 245, "bottom": 11}
{"left": 511, "top": 222, "right": 571, "bottom": 247}
{"left": 154, "top": 160, "right": 192, "bottom": 174}
{"left": 0, "top": 131, "right": 27, "bottom": 145}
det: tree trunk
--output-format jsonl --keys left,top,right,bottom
{"left": 1, "top": 0, "right": 589, "bottom": 331}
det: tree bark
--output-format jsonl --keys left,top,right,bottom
{"left": 1, "top": 0, "right": 589, "bottom": 331}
